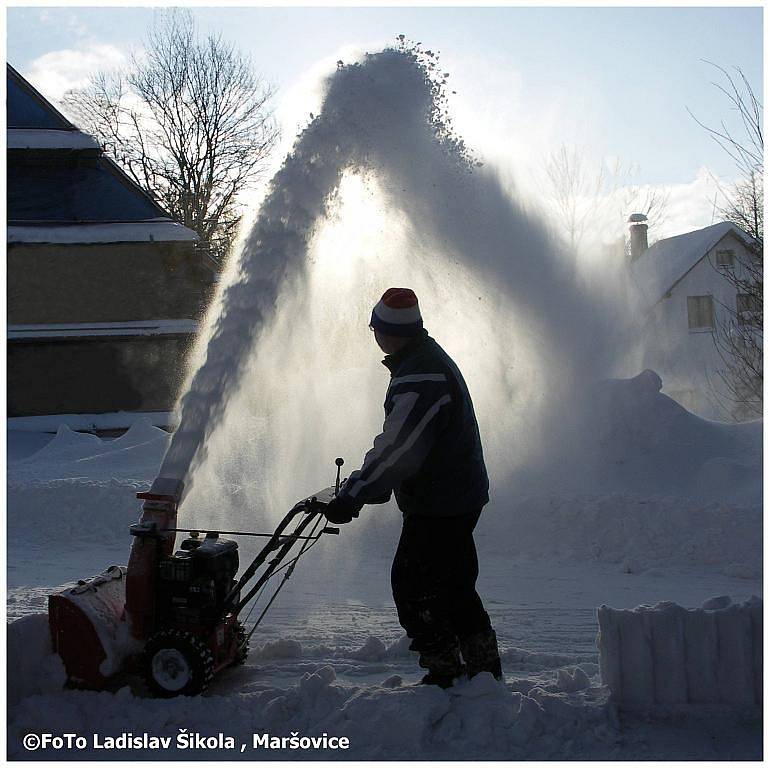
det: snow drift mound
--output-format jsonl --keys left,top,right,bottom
{"left": 7, "top": 419, "right": 170, "bottom": 549}
{"left": 10, "top": 419, "right": 169, "bottom": 481}
{"left": 478, "top": 492, "right": 762, "bottom": 572}
{"left": 588, "top": 370, "right": 761, "bottom": 504}
{"left": 478, "top": 370, "right": 762, "bottom": 570}
{"left": 7, "top": 614, "right": 67, "bottom": 706}
{"left": 25, "top": 424, "right": 105, "bottom": 462}
{"left": 8, "top": 477, "right": 150, "bottom": 547}
{"left": 8, "top": 662, "right": 616, "bottom": 760}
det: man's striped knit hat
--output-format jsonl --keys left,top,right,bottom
{"left": 370, "top": 288, "right": 424, "bottom": 337}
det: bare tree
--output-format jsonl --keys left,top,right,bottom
{"left": 689, "top": 62, "right": 763, "bottom": 418}
{"left": 543, "top": 145, "right": 668, "bottom": 255}
{"left": 63, "top": 10, "right": 279, "bottom": 264}
{"left": 543, "top": 143, "right": 605, "bottom": 253}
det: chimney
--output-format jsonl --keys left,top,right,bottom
{"left": 628, "top": 213, "right": 649, "bottom": 261}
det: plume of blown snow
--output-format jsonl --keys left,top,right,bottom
{"left": 162, "top": 47, "right": 632, "bottom": 529}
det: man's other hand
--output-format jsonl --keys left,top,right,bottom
{"left": 324, "top": 495, "right": 360, "bottom": 525}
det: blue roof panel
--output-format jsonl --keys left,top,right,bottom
{"left": 7, "top": 66, "right": 71, "bottom": 129}
{"left": 8, "top": 158, "right": 165, "bottom": 223}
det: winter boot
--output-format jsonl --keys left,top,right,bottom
{"left": 460, "top": 628, "right": 503, "bottom": 680}
{"left": 417, "top": 644, "right": 465, "bottom": 689}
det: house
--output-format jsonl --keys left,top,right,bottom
{"left": 7, "top": 64, "right": 218, "bottom": 426}
{"left": 628, "top": 215, "right": 761, "bottom": 420}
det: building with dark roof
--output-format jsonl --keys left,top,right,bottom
{"left": 7, "top": 63, "right": 217, "bottom": 423}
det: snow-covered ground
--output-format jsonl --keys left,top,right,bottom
{"left": 6, "top": 376, "right": 763, "bottom": 760}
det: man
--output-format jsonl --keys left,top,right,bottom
{"left": 325, "top": 287, "right": 502, "bottom": 688}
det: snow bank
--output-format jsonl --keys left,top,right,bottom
{"left": 586, "top": 371, "right": 761, "bottom": 506}
{"left": 7, "top": 614, "right": 67, "bottom": 706}
{"left": 8, "top": 664, "right": 617, "bottom": 760}
{"left": 253, "top": 634, "right": 417, "bottom": 664}
{"left": 478, "top": 371, "right": 761, "bottom": 572}
{"left": 8, "top": 411, "right": 177, "bottom": 433}
{"left": 7, "top": 419, "right": 170, "bottom": 549}
{"left": 8, "top": 477, "right": 148, "bottom": 546}
{"left": 515, "top": 369, "right": 762, "bottom": 507}
{"left": 13, "top": 419, "right": 169, "bottom": 469}
{"left": 479, "top": 492, "right": 762, "bottom": 572}
{"left": 597, "top": 596, "right": 762, "bottom": 713}
{"left": 8, "top": 420, "right": 760, "bottom": 574}
{"left": 30, "top": 424, "right": 105, "bottom": 462}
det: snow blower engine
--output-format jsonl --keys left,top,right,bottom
{"left": 48, "top": 459, "right": 346, "bottom": 697}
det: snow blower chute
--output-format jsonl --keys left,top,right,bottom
{"left": 48, "top": 459, "right": 345, "bottom": 696}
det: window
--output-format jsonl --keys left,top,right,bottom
{"left": 737, "top": 293, "right": 760, "bottom": 326}
{"left": 687, "top": 295, "right": 714, "bottom": 330}
{"left": 716, "top": 249, "right": 735, "bottom": 267}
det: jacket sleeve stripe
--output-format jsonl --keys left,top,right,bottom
{"left": 390, "top": 373, "right": 448, "bottom": 386}
{"left": 346, "top": 394, "right": 452, "bottom": 499}
{"left": 350, "top": 386, "right": 448, "bottom": 488}
{"left": 355, "top": 391, "right": 420, "bottom": 476}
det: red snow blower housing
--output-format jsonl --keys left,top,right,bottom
{"left": 49, "top": 459, "right": 345, "bottom": 697}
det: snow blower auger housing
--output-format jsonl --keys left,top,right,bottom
{"left": 49, "top": 459, "right": 345, "bottom": 697}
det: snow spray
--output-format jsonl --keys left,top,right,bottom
{"left": 161, "top": 46, "right": 629, "bottom": 530}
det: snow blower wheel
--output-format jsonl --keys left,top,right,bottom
{"left": 143, "top": 628, "right": 214, "bottom": 697}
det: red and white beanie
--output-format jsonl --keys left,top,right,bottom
{"left": 370, "top": 288, "right": 424, "bottom": 337}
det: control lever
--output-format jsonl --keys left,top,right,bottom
{"left": 334, "top": 457, "right": 344, "bottom": 496}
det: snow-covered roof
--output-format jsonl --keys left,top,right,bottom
{"left": 630, "top": 221, "right": 756, "bottom": 304}
{"left": 6, "top": 63, "right": 199, "bottom": 245}
{"left": 8, "top": 222, "right": 200, "bottom": 244}
{"left": 7, "top": 128, "right": 100, "bottom": 150}
{"left": 8, "top": 319, "right": 198, "bottom": 339}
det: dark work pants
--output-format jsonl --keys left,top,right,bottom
{"left": 390, "top": 508, "right": 492, "bottom": 657}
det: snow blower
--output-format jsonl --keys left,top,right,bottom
{"left": 48, "top": 459, "right": 346, "bottom": 697}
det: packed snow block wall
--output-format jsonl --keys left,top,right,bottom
{"left": 597, "top": 597, "right": 762, "bottom": 712}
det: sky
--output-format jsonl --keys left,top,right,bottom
{"left": 6, "top": 5, "right": 764, "bottom": 244}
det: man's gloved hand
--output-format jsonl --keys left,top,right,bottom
{"left": 324, "top": 495, "right": 361, "bottom": 525}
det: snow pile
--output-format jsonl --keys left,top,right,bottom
{"left": 7, "top": 663, "right": 617, "bottom": 760}
{"left": 7, "top": 612, "right": 616, "bottom": 759}
{"left": 597, "top": 596, "right": 762, "bottom": 713}
{"left": 9, "top": 410, "right": 176, "bottom": 433}
{"left": 8, "top": 420, "right": 169, "bottom": 550}
{"left": 7, "top": 410, "right": 760, "bottom": 575}
{"left": 476, "top": 369, "right": 762, "bottom": 571}
{"left": 587, "top": 370, "right": 761, "bottom": 504}
{"left": 8, "top": 477, "right": 148, "bottom": 546}
{"left": 11, "top": 419, "right": 169, "bottom": 479}
{"left": 253, "top": 638, "right": 304, "bottom": 660}
{"left": 514, "top": 369, "right": 762, "bottom": 506}
{"left": 7, "top": 614, "right": 67, "bottom": 706}
{"left": 253, "top": 634, "right": 416, "bottom": 664}
{"left": 479, "top": 492, "right": 762, "bottom": 572}
{"left": 29, "top": 423, "right": 106, "bottom": 461}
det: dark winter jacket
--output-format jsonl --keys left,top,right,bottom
{"left": 339, "top": 329, "right": 489, "bottom": 518}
